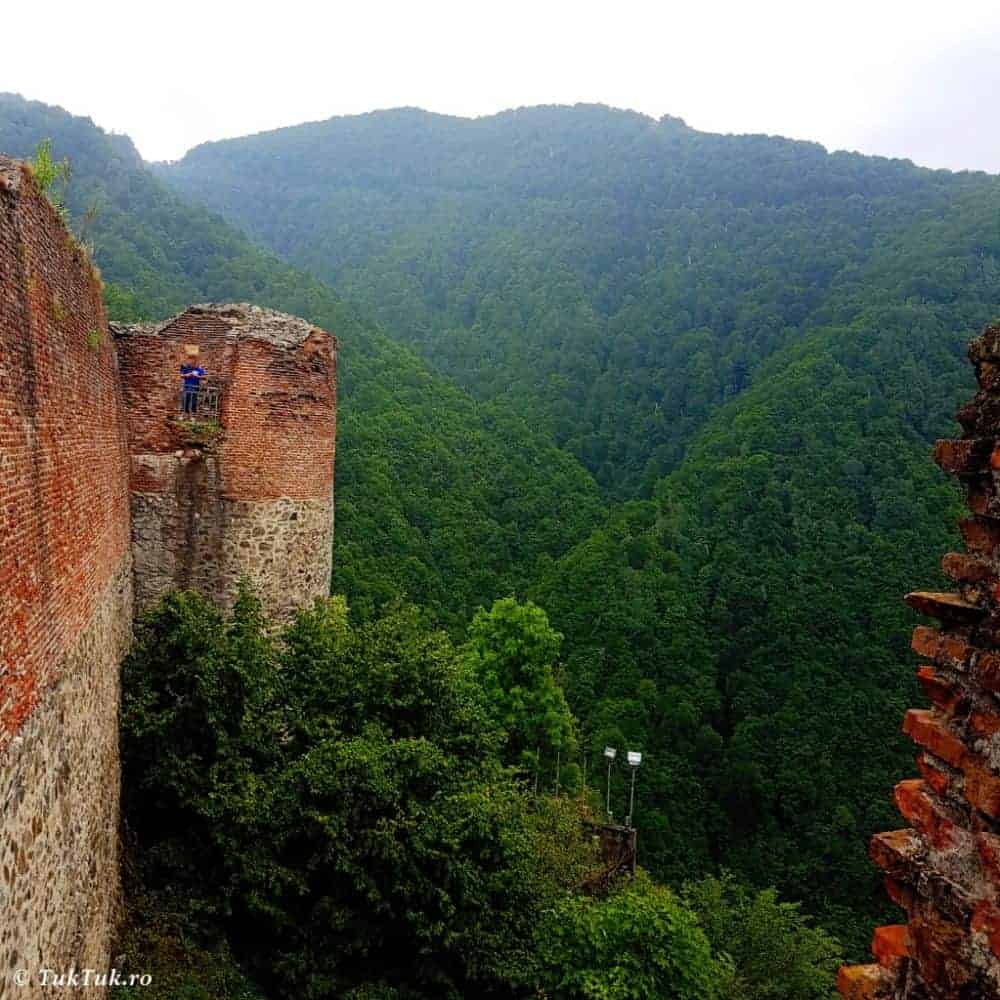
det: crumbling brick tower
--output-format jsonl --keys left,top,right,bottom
{"left": 113, "top": 303, "right": 337, "bottom": 621}
{"left": 839, "top": 323, "right": 1000, "bottom": 999}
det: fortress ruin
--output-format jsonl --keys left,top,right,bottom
{"left": 0, "top": 156, "right": 337, "bottom": 996}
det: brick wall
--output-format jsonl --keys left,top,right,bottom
{"left": 0, "top": 157, "right": 132, "bottom": 996}
{"left": 839, "top": 323, "right": 1000, "bottom": 999}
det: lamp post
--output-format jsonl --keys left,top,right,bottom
{"left": 625, "top": 751, "right": 642, "bottom": 829}
{"left": 603, "top": 746, "right": 616, "bottom": 821}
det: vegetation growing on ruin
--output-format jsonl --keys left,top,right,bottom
{"left": 28, "top": 137, "right": 70, "bottom": 218}
{"left": 171, "top": 416, "right": 221, "bottom": 444}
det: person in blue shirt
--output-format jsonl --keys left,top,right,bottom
{"left": 180, "top": 357, "right": 206, "bottom": 414}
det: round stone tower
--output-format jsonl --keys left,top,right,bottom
{"left": 113, "top": 303, "right": 337, "bottom": 620}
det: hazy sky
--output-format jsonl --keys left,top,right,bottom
{"left": 5, "top": 0, "right": 1000, "bottom": 170}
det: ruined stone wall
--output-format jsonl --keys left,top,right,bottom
{"left": 0, "top": 158, "right": 132, "bottom": 997}
{"left": 839, "top": 323, "right": 1000, "bottom": 1000}
{"left": 114, "top": 304, "right": 337, "bottom": 619}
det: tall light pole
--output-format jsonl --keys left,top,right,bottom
{"left": 625, "top": 751, "right": 642, "bottom": 829}
{"left": 603, "top": 746, "right": 616, "bottom": 821}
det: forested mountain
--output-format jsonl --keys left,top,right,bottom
{"left": 156, "top": 104, "right": 1000, "bottom": 949}
{"left": 159, "top": 105, "right": 997, "bottom": 495}
{"left": 8, "top": 93, "right": 1000, "bottom": 972}
{"left": 0, "top": 94, "right": 604, "bottom": 626}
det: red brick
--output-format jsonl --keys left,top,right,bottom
{"left": 870, "top": 829, "right": 924, "bottom": 879}
{"left": 959, "top": 516, "right": 1000, "bottom": 554}
{"left": 942, "top": 552, "right": 996, "bottom": 585}
{"left": 916, "top": 753, "right": 954, "bottom": 796}
{"left": 916, "top": 666, "right": 962, "bottom": 714}
{"left": 908, "top": 912, "right": 974, "bottom": 992}
{"left": 871, "top": 924, "right": 910, "bottom": 966}
{"left": 911, "top": 626, "right": 974, "bottom": 669}
{"left": 977, "top": 360, "right": 1000, "bottom": 391}
{"left": 964, "top": 478, "right": 1000, "bottom": 519}
{"left": 934, "top": 438, "right": 993, "bottom": 475}
{"left": 975, "top": 833, "right": 1000, "bottom": 889}
{"left": 0, "top": 160, "right": 130, "bottom": 745}
{"left": 975, "top": 651, "right": 1000, "bottom": 692}
{"left": 836, "top": 964, "right": 893, "bottom": 999}
{"left": 903, "top": 710, "right": 966, "bottom": 768}
{"left": 115, "top": 309, "right": 337, "bottom": 501}
{"left": 884, "top": 876, "right": 914, "bottom": 912}
{"left": 894, "top": 779, "right": 958, "bottom": 850}
{"left": 964, "top": 764, "right": 1000, "bottom": 819}
{"left": 971, "top": 900, "right": 1000, "bottom": 957}
{"left": 969, "top": 709, "right": 1000, "bottom": 738}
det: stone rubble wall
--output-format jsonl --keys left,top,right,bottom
{"left": 839, "top": 322, "right": 1000, "bottom": 999}
{"left": 0, "top": 157, "right": 133, "bottom": 997}
{"left": 0, "top": 562, "right": 132, "bottom": 1000}
{"left": 131, "top": 464, "right": 333, "bottom": 617}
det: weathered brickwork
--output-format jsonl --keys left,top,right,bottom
{"left": 114, "top": 303, "right": 337, "bottom": 618}
{"left": 0, "top": 157, "right": 133, "bottom": 996}
{"left": 839, "top": 322, "right": 1000, "bottom": 999}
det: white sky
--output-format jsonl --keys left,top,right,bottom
{"left": 5, "top": 0, "right": 1000, "bottom": 170}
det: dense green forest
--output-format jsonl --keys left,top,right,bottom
{"left": 6, "top": 92, "right": 1000, "bottom": 991}
{"left": 156, "top": 104, "right": 1000, "bottom": 947}
{"left": 159, "top": 106, "right": 995, "bottom": 494}
{"left": 117, "top": 588, "right": 841, "bottom": 999}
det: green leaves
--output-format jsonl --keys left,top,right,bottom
{"left": 121, "top": 591, "right": 593, "bottom": 998}
{"left": 681, "top": 874, "right": 843, "bottom": 1000}
{"left": 28, "top": 137, "right": 70, "bottom": 216}
{"left": 537, "top": 874, "right": 731, "bottom": 1000}
{"left": 464, "top": 597, "right": 577, "bottom": 770}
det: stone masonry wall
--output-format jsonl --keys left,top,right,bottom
{"left": 0, "top": 157, "right": 132, "bottom": 997}
{"left": 839, "top": 322, "right": 1000, "bottom": 1000}
{"left": 114, "top": 304, "right": 337, "bottom": 618}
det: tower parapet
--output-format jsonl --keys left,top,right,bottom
{"left": 113, "top": 303, "right": 338, "bottom": 620}
{"left": 839, "top": 323, "right": 1000, "bottom": 999}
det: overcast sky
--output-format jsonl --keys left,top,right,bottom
{"left": 5, "top": 0, "right": 1000, "bottom": 170}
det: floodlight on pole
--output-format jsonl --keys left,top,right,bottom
{"left": 604, "top": 747, "right": 616, "bottom": 820}
{"left": 625, "top": 750, "right": 642, "bottom": 829}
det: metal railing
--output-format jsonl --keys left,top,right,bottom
{"left": 176, "top": 382, "right": 222, "bottom": 421}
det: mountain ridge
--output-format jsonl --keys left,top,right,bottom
{"left": 157, "top": 102, "right": 999, "bottom": 497}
